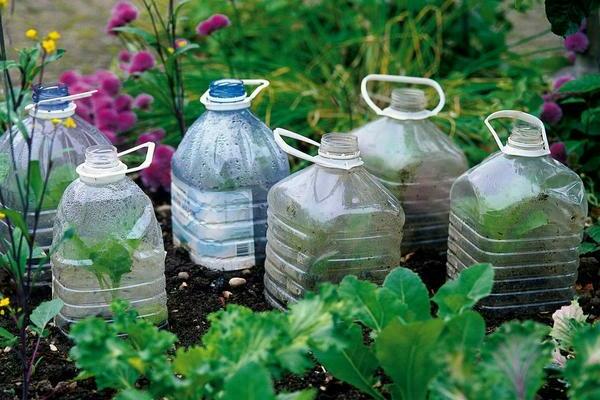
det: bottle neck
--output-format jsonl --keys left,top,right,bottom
{"left": 317, "top": 133, "right": 362, "bottom": 169}
{"left": 77, "top": 145, "right": 127, "bottom": 184}
{"left": 506, "top": 122, "right": 545, "bottom": 154}
{"left": 389, "top": 88, "right": 427, "bottom": 113}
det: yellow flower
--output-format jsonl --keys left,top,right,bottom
{"left": 0, "top": 0, "right": 8, "bottom": 9}
{"left": 0, "top": 211, "right": 5, "bottom": 220}
{"left": 47, "top": 31, "right": 61, "bottom": 41}
{"left": 167, "top": 47, "right": 175, "bottom": 54}
{"left": 41, "top": 39, "right": 56, "bottom": 54}
{"left": 50, "top": 118, "right": 62, "bottom": 125}
{"left": 64, "top": 117, "right": 77, "bottom": 128}
{"left": 0, "top": 297, "right": 9, "bottom": 307}
{"left": 25, "top": 29, "right": 38, "bottom": 40}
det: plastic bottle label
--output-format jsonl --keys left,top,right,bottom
{"left": 171, "top": 176, "right": 256, "bottom": 260}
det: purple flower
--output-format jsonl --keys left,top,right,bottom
{"left": 114, "top": 1, "right": 138, "bottom": 23}
{"left": 118, "top": 50, "right": 132, "bottom": 63}
{"left": 115, "top": 94, "right": 133, "bottom": 111}
{"left": 196, "top": 14, "right": 231, "bottom": 36}
{"left": 136, "top": 128, "right": 165, "bottom": 145}
{"left": 553, "top": 74, "right": 574, "bottom": 90}
{"left": 128, "top": 51, "right": 155, "bottom": 74}
{"left": 100, "top": 73, "right": 122, "bottom": 96}
{"left": 550, "top": 142, "right": 567, "bottom": 164}
{"left": 540, "top": 101, "right": 563, "bottom": 125}
{"left": 59, "top": 70, "right": 80, "bottom": 86}
{"left": 566, "top": 51, "right": 576, "bottom": 64}
{"left": 565, "top": 31, "right": 589, "bottom": 53}
{"left": 97, "top": 108, "right": 120, "bottom": 131}
{"left": 117, "top": 111, "right": 137, "bottom": 132}
{"left": 91, "top": 92, "right": 115, "bottom": 113}
{"left": 133, "top": 93, "right": 154, "bottom": 110}
{"left": 141, "top": 144, "right": 175, "bottom": 191}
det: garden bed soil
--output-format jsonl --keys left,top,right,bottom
{"left": 0, "top": 196, "right": 599, "bottom": 400}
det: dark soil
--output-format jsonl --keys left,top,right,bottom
{"left": 0, "top": 192, "right": 598, "bottom": 400}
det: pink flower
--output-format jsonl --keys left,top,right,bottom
{"left": 175, "top": 38, "right": 189, "bottom": 49}
{"left": 118, "top": 50, "right": 132, "bottom": 63}
{"left": 136, "top": 128, "right": 165, "bottom": 145}
{"left": 550, "top": 142, "right": 567, "bottom": 164}
{"left": 115, "top": 94, "right": 133, "bottom": 111}
{"left": 565, "top": 31, "right": 589, "bottom": 53}
{"left": 106, "top": 1, "right": 138, "bottom": 35}
{"left": 553, "top": 74, "right": 574, "bottom": 90}
{"left": 196, "top": 14, "right": 231, "bottom": 36}
{"left": 91, "top": 93, "right": 115, "bottom": 112}
{"left": 100, "top": 74, "right": 122, "bottom": 96}
{"left": 59, "top": 70, "right": 80, "bottom": 86}
{"left": 97, "top": 108, "right": 120, "bottom": 131}
{"left": 133, "top": 93, "right": 154, "bottom": 110}
{"left": 540, "top": 101, "right": 563, "bottom": 125}
{"left": 566, "top": 51, "right": 576, "bottom": 64}
{"left": 128, "top": 51, "right": 155, "bottom": 74}
{"left": 117, "top": 111, "right": 137, "bottom": 132}
{"left": 141, "top": 144, "right": 175, "bottom": 191}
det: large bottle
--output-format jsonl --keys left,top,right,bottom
{"left": 447, "top": 111, "right": 587, "bottom": 314}
{"left": 0, "top": 84, "right": 110, "bottom": 284}
{"left": 353, "top": 75, "right": 468, "bottom": 254}
{"left": 171, "top": 79, "right": 289, "bottom": 271}
{"left": 264, "top": 129, "right": 405, "bottom": 309}
{"left": 52, "top": 143, "right": 167, "bottom": 332}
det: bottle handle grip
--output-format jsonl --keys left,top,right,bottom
{"left": 200, "top": 79, "right": 269, "bottom": 106}
{"left": 484, "top": 110, "right": 550, "bottom": 157}
{"left": 24, "top": 90, "right": 98, "bottom": 111}
{"left": 118, "top": 141, "right": 156, "bottom": 174}
{"left": 360, "top": 74, "right": 445, "bottom": 120}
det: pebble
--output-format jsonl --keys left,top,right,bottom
{"left": 177, "top": 271, "right": 190, "bottom": 280}
{"left": 229, "top": 277, "right": 246, "bottom": 287}
{"left": 155, "top": 204, "right": 172, "bottom": 215}
{"left": 241, "top": 269, "right": 252, "bottom": 275}
{"left": 222, "top": 290, "right": 233, "bottom": 299}
{"left": 179, "top": 282, "right": 188, "bottom": 290}
{"left": 49, "top": 343, "right": 58, "bottom": 352}
{"left": 3, "top": 346, "right": 11, "bottom": 353}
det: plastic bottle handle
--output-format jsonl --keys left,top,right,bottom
{"left": 118, "top": 141, "right": 156, "bottom": 174}
{"left": 360, "top": 74, "right": 445, "bottom": 120}
{"left": 273, "top": 128, "right": 362, "bottom": 170}
{"left": 484, "top": 110, "right": 550, "bottom": 157}
{"left": 200, "top": 79, "right": 270, "bottom": 106}
{"left": 24, "top": 90, "right": 98, "bottom": 111}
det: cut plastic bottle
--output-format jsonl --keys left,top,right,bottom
{"left": 171, "top": 79, "right": 290, "bottom": 271}
{"left": 0, "top": 84, "right": 110, "bottom": 285}
{"left": 264, "top": 128, "right": 405, "bottom": 309}
{"left": 447, "top": 110, "right": 587, "bottom": 315}
{"left": 353, "top": 75, "right": 468, "bottom": 254}
{"left": 52, "top": 143, "right": 168, "bottom": 332}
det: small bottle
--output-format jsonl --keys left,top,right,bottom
{"left": 0, "top": 84, "right": 110, "bottom": 284}
{"left": 353, "top": 75, "right": 468, "bottom": 254}
{"left": 447, "top": 111, "right": 587, "bottom": 315}
{"left": 52, "top": 143, "right": 167, "bottom": 332}
{"left": 171, "top": 79, "right": 289, "bottom": 271}
{"left": 264, "top": 129, "right": 405, "bottom": 309}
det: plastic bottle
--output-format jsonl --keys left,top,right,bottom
{"left": 264, "top": 129, "right": 405, "bottom": 309}
{"left": 447, "top": 111, "right": 587, "bottom": 314}
{"left": 171, "top": 79, "right": 289, "bottom": 271}
{"left": 52, "top": 143, "right": 167, "bottom": 332}
{"left": 353, "top": 75, "right": 468, "bottom": 254}
{"left": 0, "top": 84, "right": 110, "bottom": 284}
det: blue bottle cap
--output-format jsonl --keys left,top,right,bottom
{"left": 32, "top": 83, "right": 70, "bottom": 111}
{"left": 208, "top": 79, "right": 247, "bottom": 103}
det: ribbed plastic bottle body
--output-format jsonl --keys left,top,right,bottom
{"left": 264, "top": 164, "right": 404, "bottom": 309}
{"left": 447, "top": 153, "right": 587, "bottom": 314}
{"left": 51, "top": 177, "right": 167, "bottom": 332}
{"left": 354, "top": 117, "right": 467, "bottom": 254}
{"left": 171, "top": 108, "right": 290, "bottom": 270}
{"left": 0, "top": 115, "right": 110, "bottom": 283}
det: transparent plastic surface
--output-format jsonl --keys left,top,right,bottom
{"left": 0, "top": 114, "right": 110, "bottom": 283}
{"left": 447, "top": 152, "right": 587, "bottom": 314}
{"left": 354, "top": 89, "right": 467, "bottom": 254}
{"left": 264, "top": 134, "right": 404, "bottom": 309}
{"left": 52, "top": 160, "right": 167, "bottom": 332}
{"left": 171, "top": 107, "right": 289, "bottom": 270}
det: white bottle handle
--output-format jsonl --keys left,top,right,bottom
{"left": 76, "top": 142, "right": 156, "bottom": 183}
{"left": 273, "top": 128, "right": 363, "bottom": 170}
{"left": 200, "top": 79, "right": 269, "bottom": 111}
{"left": 118, "top": 141, "right": 156, "bottom": 174}
{"left": 484, "top": 110, "right": 550, "bottom": 157}
{"left": 360, "top": 74, "right": 445, "bottom": 120}
{"left": 24, "top": 90, "right": 98, "bottom": 111}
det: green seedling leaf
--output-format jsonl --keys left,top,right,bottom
{"left": 579, "top": 242, "right": 600, "bottom": 255}
{"left": 375, "top": 319, "right": 445, "bottom": 400}
{"left": 482, "top": 321, "right": 551, "bottom": 400}
{"left": 313, "top": 324, "right": 384, "bottom": 400}
{"left": 513, "top": 209, "right": 548, "bottom": 237}
{"left": 559, "top": 74, "right": 600, "bottom": 94}
{"left": 30, "top": 299, "right": 64, "bottom": 332}
{"left": 383, "top": 267, "right": 431, "bottom": 320}
{"left": 115, "top": 389, "right": 154, "bottom": 400}
{"left": 432, "top": 263, "right": 494, "bottom": 318}
{"left": 222, "top": 362, "right": 276, "bottom": 400}
{"left": 550, "top": 300, "right": 588, "bottom": 351}
{"left": 563, "top": 324, "right": 600, "bottom": 400}
{"left": 276, "top": 390, "right": 316, "bottom": 400}
{"left": 0, "top": 326, "right": 17, "bottom": 347}
{"left": 586, "top": 222, "right": 600, "bottom": 243}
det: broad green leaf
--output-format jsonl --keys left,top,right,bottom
{"left": 512, "top": 209, "right": 549, "bottom": 236}
{"left": 586, "top": 222, "right": 600, "bottom": 243}
{"left": 581, "top": 107, "right": 600, "bottom": 135}
{"left": 30, "top": 299, "right": 64, "bottom": 331}
{"left": 559, "top": 74, "right": 600, "bottom": 94}
{"left": 579, "top": 242, "right": 600, "bottom": 255}
{"left": 563, "top": 324, "right": 600, "bottom": 400}
{"left": 442, "top": 310, "right": 486, "bottom": 356}
{"left": 432, "top": 263, "right": 494, "bottom": 318}
{"left": 115, "top": 389, "right": 154, "bottom": 400}
{"left": 221, "top": 362, "right": 276, "bottom": 400}
{"left": 276, "top": 390, "right": 317, "bottom": 400}
{"left": 383, "top": 267, "right": 431, "bottom": 320}
{"left": 313, "top": 324, "right": 384, "bottom": 400}
{"left": 375, "top": 319, "right": 445, "bottom": 400}
{"left": 482, "top": 321, "right": 551, "bottom": 400}
{"left": 0, "top": 326, "right": 17, "bottom": 347}
{"left": 338, "top": 276, "right": 403, "bottom": 332}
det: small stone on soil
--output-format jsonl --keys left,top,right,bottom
{"left": 3, "top": 346, "right": 11, "bottom": 353}
{"left": 155, "top": 204, "right": 172, "bottom": 215}
{"left": 222, "top": 290, "right": 233, "bottom": 299}
{"left": 49, "top": 343, "right": 58, "bottom": 352}
{"left": 229, "top": 277, "right": 247, "bottom": 287}
{"left": 177, "top": 271, "right": 190, "bottom": 280}
{"left": 179, "top": 282, "right": 188, "bottom": 289}
{"left": 210, "top": 276, "right": 226, "bottom": 292}
{"left": 242, "top": 269, "right": 252, "bottom": 275}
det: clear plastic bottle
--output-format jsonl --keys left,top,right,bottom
{"left": 353, "top": 75, "right": 468, "bottom": 254}
{"left": 0, "top": 84, "right": 110, "bottom": 284}
{"left": 52, "top": 143, "right": 167, "bottom": 332}
{"left": 447, "top": 111, "right": 587, "bottom": 315}
{"left": 264, "top": 129, "right": 405, "bottom": 309}
{"left": 171, "top": 79, "right": 289, "bottom": 271}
